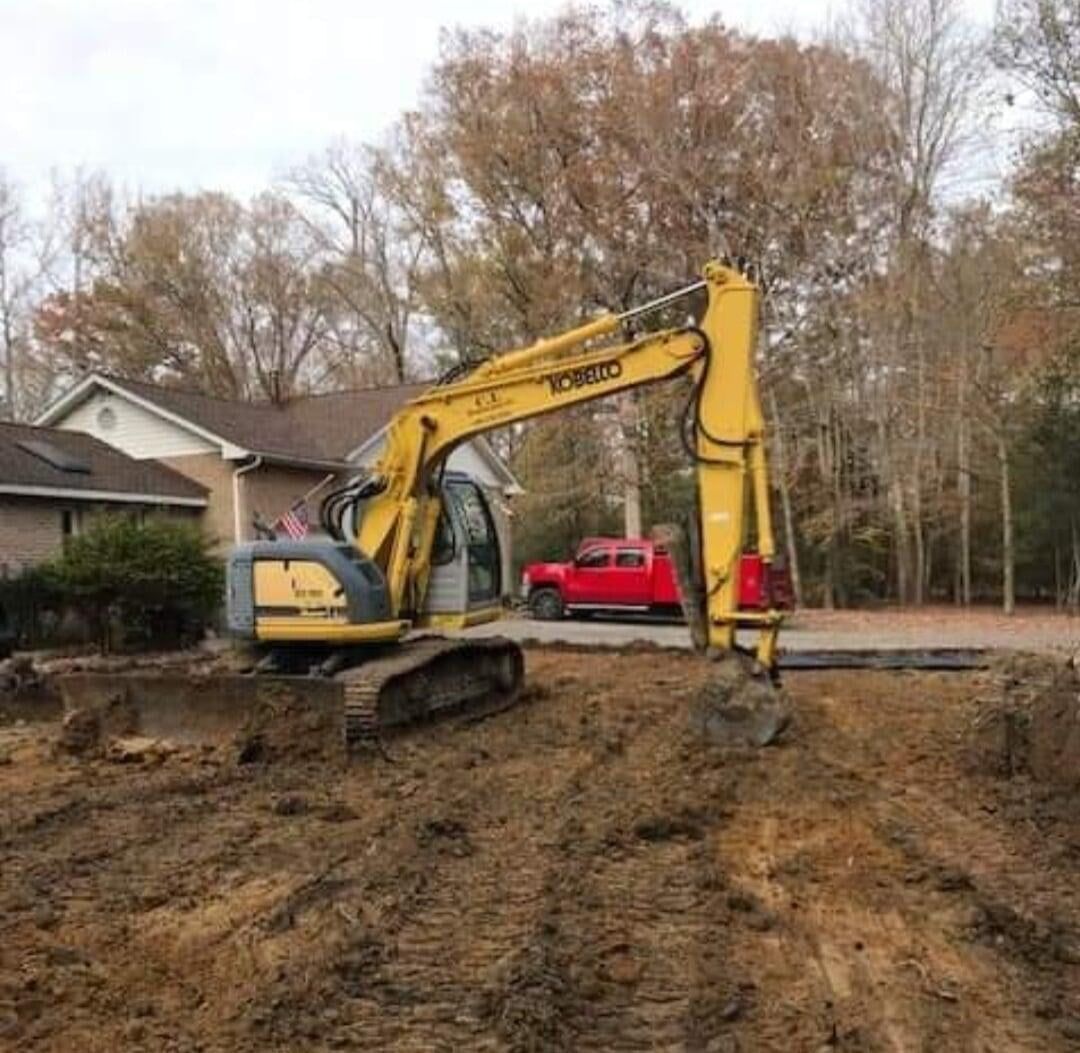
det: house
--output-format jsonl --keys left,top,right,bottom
{"left": 36, "top": 372, "right": 522, "bottom": 585}
{"left": 0, "top": 420, "right": 208, "bottom": 575}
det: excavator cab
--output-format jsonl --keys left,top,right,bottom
{"left": 422, "top": 473, "right": 504, "bottom": 626}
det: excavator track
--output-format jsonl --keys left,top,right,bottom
{"left": 338, "top": 635, "right": 525, "bottom": 752}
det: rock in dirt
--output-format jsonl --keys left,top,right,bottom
{"left": 55, "top": 692, "right": 140, "bottom": 757}
{"left": 688, "top": 656, "right": 791, "bottom": 748}
{"left": 604, "top": 949, "right": 644, "bottom": 985}
{"left": 56, "top": 708, "right": 102, "bottom": 756}
{"left": 105, "top": 735, "right": 177, "bottom": 765}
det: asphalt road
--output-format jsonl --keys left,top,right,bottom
{"left": 459, "top": 611, "right": 1080, "bottom": 653}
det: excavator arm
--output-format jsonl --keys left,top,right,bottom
{"left": 355, "top": 260, "right": 780, "bottom": 669}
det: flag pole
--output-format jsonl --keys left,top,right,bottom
{"left": 299, "top": 473, "right": 337, "bottom": 506}
{"left": 269, "top": 472, "right": 339, "bottom": 536}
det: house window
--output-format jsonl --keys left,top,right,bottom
{"left": 96, "top": 405, "right": 117, "bottom": 431}
{"left": 61, "top": 509, "right": 82, "bottom": 538}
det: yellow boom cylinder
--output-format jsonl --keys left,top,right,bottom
{"left": 474, "top": 314, "right": 621, "bottom": 378}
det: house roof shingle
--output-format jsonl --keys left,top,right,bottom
{"left": 92, "top": 375, "right": 429, "bottom": 464}
{"left": 0, "top": 422, "right": 208, "bottom": 504}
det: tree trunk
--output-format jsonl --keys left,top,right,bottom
{"left": 998, "top": 433, "right": 1015, "bottom": 615}
{"left": 816, "top": 407, "right": 836, "bottom": 609}
{"left": 618, "top": 393, "right": 642, "bottom": 539}
{"left": 957, "top": 362, "right": 972, "bottom": 606}
{"left": 890, "top": 477, "right": 911, "bottom": 605}
{"left": 912, "top": 344, "right": 927, "bottom": 606}
{"left": 832, "top": 412, "right": 847, "bottom": 607}
{"left": 877, "top": 416, "right": 910, "bottom": 605}
{"left": 1070, "top": 521, "right": 1080, "bottom": 613}
{"left": 768, "top": 390, "right": 803, "bottom": 607}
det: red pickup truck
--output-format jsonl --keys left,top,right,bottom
{"left": 521, "top": 537, "right": 793, "bottom": 620}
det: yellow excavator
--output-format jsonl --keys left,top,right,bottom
{"left": 226, "top": 261, "right": 786, "bottom": 748}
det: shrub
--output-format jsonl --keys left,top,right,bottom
{"left": 0, "top": 566, "right": 65, "bottom": 649}
{"left": 45, "top": 515, "right": 224, "bottom": 652}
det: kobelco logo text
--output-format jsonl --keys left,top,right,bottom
{"left": 545, "top": 359, "right": 623, "bottom": 396}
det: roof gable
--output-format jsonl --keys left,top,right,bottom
{"left": 39, "top": 373, "right": 429, "bottom": 466}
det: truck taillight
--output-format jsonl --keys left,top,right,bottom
{"left": 520, "top": 571, "right": 530, "bottom": 596}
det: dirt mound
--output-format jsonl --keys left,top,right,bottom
{"left": 967, "top": 654, "right": 1080, "bottom": 788}
{"left": 55, "top": 693, "right": 138, "bottom": 757}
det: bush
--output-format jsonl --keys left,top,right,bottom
{"left": 0, "top": 566, "right": 65, "bottom": 649}
{"left": 45, "top": 516, "right": 224, "bottom": 652}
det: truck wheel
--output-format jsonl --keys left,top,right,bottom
{"left": 528, "top": 588, "right": 564, "bottom": 621}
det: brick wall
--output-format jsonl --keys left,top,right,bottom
{"left": 0, "top": 498, "right": 67, "bottom": 575}
{"left": 0, "top": 498, "right": 200, "bottom": 577}
{"left": 157, "top": 456, "right": 342, "bottom": 546}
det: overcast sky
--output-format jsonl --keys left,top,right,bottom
{"left": 1, "top": 0, "right": 999, "bottom": 204}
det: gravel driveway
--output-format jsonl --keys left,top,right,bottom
{"left": 460, "top": 607, "right": 1080, "bottom": 653}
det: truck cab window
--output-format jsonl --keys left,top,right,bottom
{"left": 576, "top": 548, "right": 610, "bottom": 569}
{"left": 615, "top": 549, "right": 645, "bottom": 568}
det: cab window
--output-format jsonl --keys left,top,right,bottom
{"left": 576, "top": 548, "right": 611, "bottom": 569}
{"left": 615, "top": 549, "right": 645, "bottom": 568}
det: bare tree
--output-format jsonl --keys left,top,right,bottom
{"left": 995, "top": 0, "right": 1080, "bottom": 123}
{"left": 284, "top": 140, "right": 424, "bottom": 384}
{"left": 0, "top": 172, "right": 29, "bottom": 417}
{"left": 847, "top": 0, "right": 989, "bottom": 603}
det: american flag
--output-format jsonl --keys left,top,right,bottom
{"left": 275, "top": 500, "right": 309, "bottom": 540}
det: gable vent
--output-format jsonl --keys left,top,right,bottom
{"left": 15, "top": 439, "right": 92, "bottom": 474}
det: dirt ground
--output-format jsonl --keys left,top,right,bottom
{"left": 3, "top": 649, "right": 1080, "bottom": 1052}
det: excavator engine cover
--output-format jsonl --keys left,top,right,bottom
{"left": 228, "top": 541, "right": 395, "bottom": 641}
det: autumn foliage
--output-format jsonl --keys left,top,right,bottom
{"left": 1, "top": 0, "right": 1078, "bottom": 608}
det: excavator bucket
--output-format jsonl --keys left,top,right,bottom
{"left": 654, "top": 522, "right": 791, "bottom": 747}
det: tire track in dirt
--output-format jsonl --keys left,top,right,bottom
{"left": 7, "top": 655, "right": 1080, "bottom": 1052}
{"left": 486, "top": 717, "right": 736, "bottom": 1053}
{"left": 298, "top": 681, "right": 735, "bottom": 1052}
{"left": 230, "top": 720, "right": 602, "bottom": 1051}
{"left": 330, "top": 824, "right": 553, "bottom": 1051}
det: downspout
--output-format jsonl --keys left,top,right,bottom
{"left": 232, "top": 455, "right": 263, "bottom": 542}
